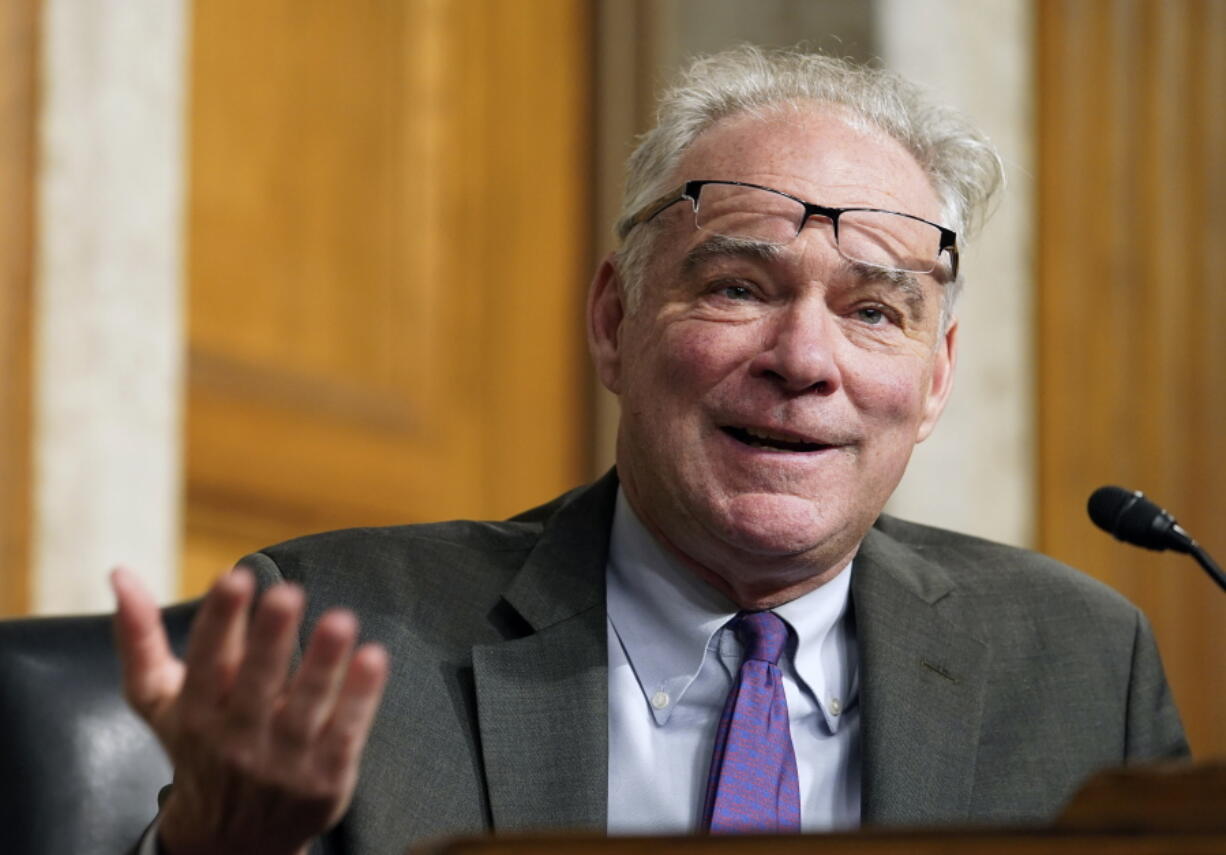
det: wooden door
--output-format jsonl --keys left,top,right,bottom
{"left": 0, "top": 0, "right": 38, "bottom": 616}
{"left": 1037, "top": 0, "right": 1226, "bottom": 756}
{"left": 184, "top": 0, "right": 593, "bottom": 594}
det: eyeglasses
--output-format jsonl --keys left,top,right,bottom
{"left": 620, "top": 179, "right": 959, "bottom": 279}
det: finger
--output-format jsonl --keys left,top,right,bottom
{"left": 316, "top": 643, "right": 389, "bottom": 783}
{"left": 180, "top": 567, "right": 257, "bottom": 710}
{"left": 270, "top": 609, "right": 359, "bottom": 759}
{"left": 111, "top": 566, "right": 184, "bottom": 716}
{"left": 224, "top": 583, "right": 305, "bottom": 737}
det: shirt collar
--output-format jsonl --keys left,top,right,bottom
{"left": 607, "top": 489, "right": 735, "bottom": 725}
{"left": 774, "top": 556, "right": 857, "bottom": 733}
{"left": 606, "top": 488, "right": 856, "bottom": 728}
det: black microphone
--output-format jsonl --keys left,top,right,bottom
{"left": 1087, "top": 485, "right": 1226, "bottom": 593}
{"left": 1086, "top": 486, "right": 1195, "bottom": 553}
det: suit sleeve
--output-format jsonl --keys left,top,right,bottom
{"left": 238, "top": 549, "right": 290, "bottom": 590}
{"left": 1125, "top": 611, "right": 1191, "bottom": 761}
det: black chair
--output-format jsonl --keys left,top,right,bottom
{"left": 0, "top": 601, "right": 198, "bottom": 854}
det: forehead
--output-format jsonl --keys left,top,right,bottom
{"left": 674, "top": 104, "right": 942, "bottom": 224}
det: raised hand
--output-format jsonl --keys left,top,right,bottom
{"left": 111, "top": 566, "right": 389, "bottom": 855}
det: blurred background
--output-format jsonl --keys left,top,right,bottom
{"left": 1, "top": 0, "right": 1222, "bottom": 754}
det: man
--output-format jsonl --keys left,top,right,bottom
{"left": 114, "top": 47, "right": 1188, "bottom": 855}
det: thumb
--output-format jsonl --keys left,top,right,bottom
{"left": 111, "top": 566, "right": 185, "bottom": 722}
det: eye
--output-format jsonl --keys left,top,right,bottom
{"left": 854, "top": 306, "right": 889, "bottom": 325}
{"left": 710, "top": 280, "right": 758, "bottom": 301}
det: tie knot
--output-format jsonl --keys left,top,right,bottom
{"left": 734, "top": 611, "right": 788, "bottom": 664}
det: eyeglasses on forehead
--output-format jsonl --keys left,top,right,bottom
{"left": 621, "top": 179, "right": 959, "bottom": 279}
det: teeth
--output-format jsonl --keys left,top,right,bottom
{"left": 745, "top": 427, "right": 808, "bottom": 444}
{"left": 726, "top": 425, "right": 826, "bottom": 452}
{"left": 746, "top": 438, "right": 792, "bottom": 452}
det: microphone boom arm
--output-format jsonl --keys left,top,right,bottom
{"left": 1190, "top": 541, "right": 1226, "bottom": 594}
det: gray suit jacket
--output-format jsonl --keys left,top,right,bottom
{"left": 240, "top": 471, "right": 1188, "bottom": 855}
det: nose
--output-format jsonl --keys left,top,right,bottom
{"left": 748, "top": 297, "right": 842, "bottom": 395}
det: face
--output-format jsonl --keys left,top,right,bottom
{"left": 589, "top": 105, "right": 957, "bottom": 606}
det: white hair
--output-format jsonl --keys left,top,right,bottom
{"left": 614, "top": 46, "right": 1004, "bottom": 322}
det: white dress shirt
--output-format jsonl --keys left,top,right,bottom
{"left": 606, "top": 488, "right": 861, "bottom": 833}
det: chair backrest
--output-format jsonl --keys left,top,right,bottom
{"left": 0, "top": 600, "right": 198, "bottom": 855}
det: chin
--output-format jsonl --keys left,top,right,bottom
{"left": 709, "top": 492, "right": 844, "bottom": 559}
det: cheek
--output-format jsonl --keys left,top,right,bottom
{"left": 648, "top": 322, "right": 748, "bottom": 391}
{"left": 849, "top": 355, "right": 935, "bottom": 426}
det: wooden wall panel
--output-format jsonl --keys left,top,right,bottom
{"left": 185, "top": 0, "right": 592, "bottom": 594}
{"left": 0, "top": 0, "right": 39, "bottom": 617}
{"left": 1038, "top": 0, "right": 1226, "bottom": 756}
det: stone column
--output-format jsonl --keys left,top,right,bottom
{"left": 33, "top": 0, "right": 190, "bottom": 612}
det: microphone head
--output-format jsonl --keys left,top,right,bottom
{"left": 1087, "top": 485, "right": 1182, "bottom": 552}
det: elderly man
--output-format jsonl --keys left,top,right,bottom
{"left": 115, "top": 47, "right": 1188, "bottom": 855}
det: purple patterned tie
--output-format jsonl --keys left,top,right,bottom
{"left": 702, "top": 610, "right": 801, "bottom": 833}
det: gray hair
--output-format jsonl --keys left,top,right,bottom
{"left": 614, "top": 46, "right": 1004, "bottom": 321}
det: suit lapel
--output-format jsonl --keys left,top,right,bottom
{"left": 854, "top": 524, "right": 991, "bottom": 825}
{"left": 472, "top": 473, "right": 616, "bottom": 832}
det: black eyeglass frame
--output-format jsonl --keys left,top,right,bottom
{"left": 620, "top": 179, "right": 960, "bottom": 279}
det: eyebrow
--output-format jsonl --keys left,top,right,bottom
{"left": 846, "top": 261, "right": 923, "bottom": 299}
{"left": 679, "top": 235, "right": 934, "bottom": 322}
{"left": 681, "top": 234, "right": 784, "bottom": 274}
{"left": 843, "top": 260, "right": 928, "bottom": 320}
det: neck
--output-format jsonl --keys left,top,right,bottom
{"left": 619, "top": 481, "right": 858, "bottom": 610}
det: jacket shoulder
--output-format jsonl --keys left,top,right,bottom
{"left": 237, "top": 476, "right": 611, "bottom": 639}
{"left": 239, "top": 518, "right": 541, "bottom": 632}
{"left": 871, "top": 513, "right": 1141, "bottom": 627}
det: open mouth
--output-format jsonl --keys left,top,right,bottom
{"left": 722, "top": 426, "right": 831, "bottom": 453}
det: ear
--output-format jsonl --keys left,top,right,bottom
{"left": 916, "top": 317, "right": 957, "bottom": 443}
{"left": 587, "top": 253, "right": 627, "bottom": 394}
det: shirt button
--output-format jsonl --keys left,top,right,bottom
{"left": 829, "top": 697, "right": 842, "bottom": 716}
{"left": 651, "top": 691, "right": 670, "bottom": 710}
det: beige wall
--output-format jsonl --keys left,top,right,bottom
{"left": 32, "top": 0, "right": 188, "bottom": 612}
{"left": 878, "top": 0, "right": 1035, "bottom": 548}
